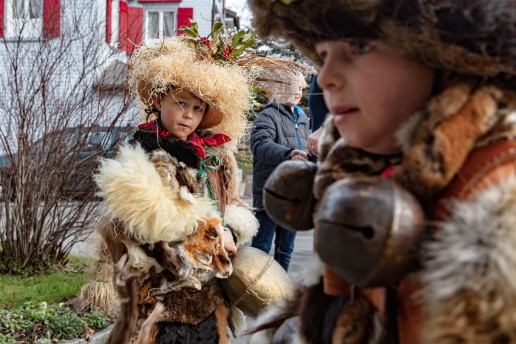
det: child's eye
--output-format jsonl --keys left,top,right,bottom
{"left": 350, "top": 40, "right": 372, "bottom": 55}
{"left": 316, "top": 49, "right": 327, "bottom": 61}
{"left": 194, "top": 105, "right": 205, "bottom": 113}
{"left": 176, "top": 101, "right": 186, "bottom": 107}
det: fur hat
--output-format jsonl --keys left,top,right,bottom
{"left": 249, "top": 0, "right": 515, "bottom": 84}
{"left": 127, "top": 36, "right": 252, "bottom": 142}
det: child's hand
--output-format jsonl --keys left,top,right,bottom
{"left": 223, "top": 230, "right": 237, "bottom": 256}
{"left": 291, "top": 149, "right": 308, "bottom": 161}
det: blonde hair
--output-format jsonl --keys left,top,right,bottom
{"left": 269, "top": 71, "right": 307, "bottom": 104}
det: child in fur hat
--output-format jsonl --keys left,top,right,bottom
{"left": 247, "top": 0, "right": 516, "bottom": 343}
{"left": 94, "top": 32, "right": 260, "bottom": 343}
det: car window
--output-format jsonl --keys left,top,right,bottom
{"left": 84, "top": 130, "right": 113, "bottom": 151}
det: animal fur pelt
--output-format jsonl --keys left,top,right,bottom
{"left": 248, "top": 283, "right": 383, "bottom": 344}
{"left": 223, "top": 204, "right": 258, "bottom": 244}
{"left": 95, "top": 143, "right": 215, "bottom": 244}
{"left": 131, "top": 129, "right": 201, "bottom": 168}
{"left": 421, "top": 174, "right": 516, "bottom": 343}
{"left": 251, "top": 81, "right": 516, "bottom": 342}
{"left": 392, "top": 82, "right": 516, "bottom": 199}
{"left": 204, "top": 146, "right": 259, "bottom": 244}
{"left": 98, "top": 217, "right": 231, "bottom": 324}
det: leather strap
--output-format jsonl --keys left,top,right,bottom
{"left": 431, "top": 140, "right": 516, "bottom": 220}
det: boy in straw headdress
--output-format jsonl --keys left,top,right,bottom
{"left": 94, "top": 24, "right": 262, "bottom": 343}
{"left": 247, "top": 0, "right": 516, "bottom": 343}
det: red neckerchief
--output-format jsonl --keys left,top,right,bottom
{"left": 381, "top": 165, "right": 396, "bottom": 178}
{"left": 137, "top": 121, "right": 231, "bottom": 159}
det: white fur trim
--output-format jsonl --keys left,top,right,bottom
{"left": 396, "top": 111, "right": 424, "bottom": 153}
{"left": 223, "top": 204, "right": 259, "bottom": 245}
{"left": 179, "top": 186, "right": 196, "bottom": 205}
{"left": 228, "top": 305, "right": 247, "bottom": 337}
{"left": 300, "top": 254, "right": 324, "bottom": 287}
{"left": 421, "top": 174, "right": 516, "bottom": 342}
{"left": 95, "top": 144, "right": 214, "bottom": 244}
{"left": 249, "top": 300, "right": 306, "bottom": 344}
{"left": 369, "top": 312, "right": 385, "bottom": 344}
{"left": 126, "top": 245, "right": 163, "bottom": 273}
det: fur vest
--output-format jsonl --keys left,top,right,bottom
{"left": 95, "top": 133, "right": 258, "bottom": 341}
{"left": 252, "top": 81, "right": 516, "bottom": 343}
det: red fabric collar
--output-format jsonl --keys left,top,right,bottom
{"left": 137, "top": 121, "right": 231, "bottom": 159}
{"left": 381, "top": 165, "right": 396, "bottom": 178}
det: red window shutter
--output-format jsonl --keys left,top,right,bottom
{"left": 106, "top": 0, "right": 112, "bottom": 43}
{"left": 127, "top": 6, "right": 143, "bottom": 54}
{"left": 119, "top": 1, "right": 128, "bottom": 51}
{"left": 43, "top": 0, "right": 61, "bottom": 38}
{"left": 0, "top": 0, "right": 4, "bottom": 38}
{"left": 176, "top": 7, "right": 193, "bottom": 35}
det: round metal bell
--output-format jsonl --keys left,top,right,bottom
{"left": 316, "top": 177, "right": 424, "bottom": 287}
{"left": 263, "top": 160, "right": 317, "bottom": 230}
{"left": 220, "top": 246, "right": 294, "bottom": 318}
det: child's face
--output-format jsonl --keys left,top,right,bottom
{"left": 287, "top": 83, "right": 304, "bottom": 108}
{"left": 315, "top": 40, "right": 434, "bottom": 154}
{"left": 154, "top": 89, "right": 206, "bottom": 140}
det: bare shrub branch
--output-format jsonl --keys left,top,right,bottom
{"left": 0, "top": 2, "right": 135, "bottom": 271}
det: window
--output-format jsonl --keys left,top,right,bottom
{"left": 145, "top": 10, "right": 175, "bottom": 41}
{"left": 8, "top": 0, "right": 43, "bottom": 39}
{"left": 2, "top": 0, "right": 60, "bottom": 40}
{"left": 14, "top": 0, "right": 42, "bottom": 19}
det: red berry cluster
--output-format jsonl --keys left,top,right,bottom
{"left": 197, "top": 37, "right": 211, "bottom": 48}
{"left": 223, "top": 45, "right": 233, "bottom": 59}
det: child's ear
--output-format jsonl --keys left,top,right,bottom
{"left": 153, "top": 95, "right": 162, "bottom": 111}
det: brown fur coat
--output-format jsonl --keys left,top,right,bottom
{"left": 95, "top": 139, "right": 258, "bottom": 342}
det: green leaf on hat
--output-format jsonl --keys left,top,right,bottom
{"left": 180, "top": 26, "right": 198, "bottom": 38}
{"left": 231, "top": 31, "right": 245, "bottom": 47}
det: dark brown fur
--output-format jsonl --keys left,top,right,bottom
{"left": 248, "top": 0, "right": 515, "bottom": 85}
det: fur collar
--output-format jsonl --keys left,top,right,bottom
{"left": 131, "top": 130, "right": 201, "bottom": 169}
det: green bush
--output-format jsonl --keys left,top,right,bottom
{"left": 0, "top": 302, "right": 100, "bottom": 343}
{"left": 82, "top": 311, "right": 109, "bottom": 329}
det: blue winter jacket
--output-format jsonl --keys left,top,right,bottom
{"left": 250, "top": 103, "right": 310, "bottom": 210}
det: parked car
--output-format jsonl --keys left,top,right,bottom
{"left": 0, "top": 125, "right": 133, "bottom": 200}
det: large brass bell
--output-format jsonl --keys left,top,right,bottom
{"left": 263, "top": 160, "right": 317, "bottom": 230}
{"left": 316, "top": 177, "right": 424, "bottom": 287}
{"left": 220, "top": 246, "right": 294, "bottom": 318}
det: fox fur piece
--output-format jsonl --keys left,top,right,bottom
{"left": 145, "top": 217, "right": 234, "bottom": 299}
{"left": 95, "top": 144, "right": 215, "bottom": 244}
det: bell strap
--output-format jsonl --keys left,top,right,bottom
{"left": 233, "top": 256, "right": 275, "bottom": 308}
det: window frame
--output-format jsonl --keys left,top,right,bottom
{"left": 5, "top": 0, "right": 44, "bottom": 40}
{"left": 144, "top": 8, "right": 176, "bottom": 42}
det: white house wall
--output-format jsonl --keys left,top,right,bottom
{"left": 0, "top": 0, "right": 218, "bottom": 152}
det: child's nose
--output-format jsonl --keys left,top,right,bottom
{"left": 317, "top": 62, "right": 342, "bottom": 91}
{"left": 183, "top": 108, "right": 193, "bottom": 118}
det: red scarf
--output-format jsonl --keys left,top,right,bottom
{"left": 137, "top": 121, "right": 231, "bottom": 159}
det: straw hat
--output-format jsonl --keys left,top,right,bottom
{"left": 127, "top": 36, "right": 252, "bottom": 142}
{"left": 248, "top": 0, "right": 515, "bottom": 83}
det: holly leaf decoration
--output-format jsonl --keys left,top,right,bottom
{"left": 180, "top": 21, "right": 257, "bottom": 64}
